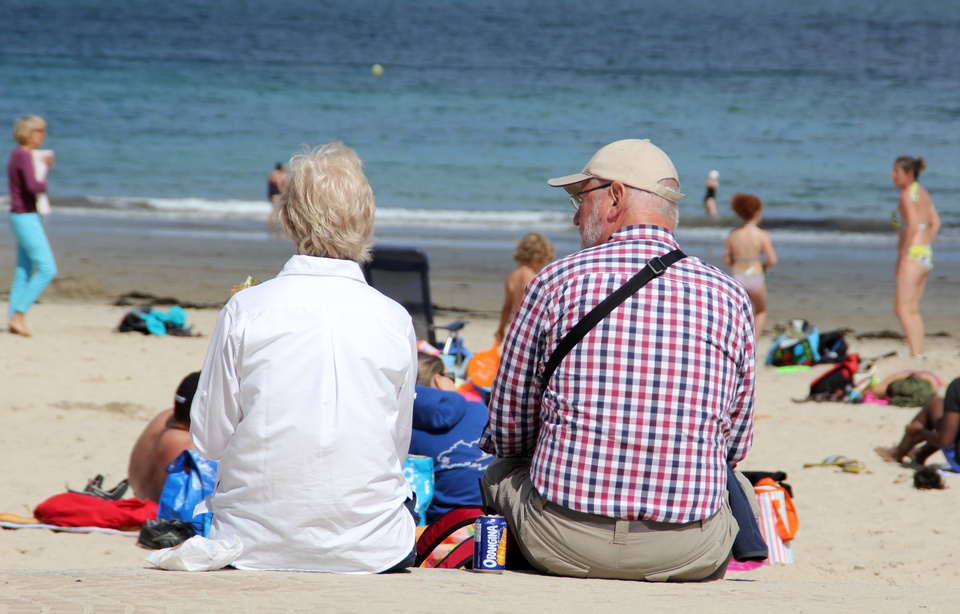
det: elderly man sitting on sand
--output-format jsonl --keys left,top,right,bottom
{"left": 480, "top": 139, "right": 758, "bottom": 581}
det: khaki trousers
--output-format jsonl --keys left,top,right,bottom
{"left": 481, "top": 457, "right": 741, "bottom": 581}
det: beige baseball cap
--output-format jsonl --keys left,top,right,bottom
{"left": 547, "top": 139, "right": 684, "bottom": 203}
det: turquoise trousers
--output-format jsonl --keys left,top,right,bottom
{"left": 8, "top": 213, "right": 57, "bottom": 317}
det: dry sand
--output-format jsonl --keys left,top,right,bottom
{"left": 2, "top": 220, "right": 959, "bottom": 612}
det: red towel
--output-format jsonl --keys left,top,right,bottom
{"left": 34, "top": 493, "right": 158, "bottom": 530}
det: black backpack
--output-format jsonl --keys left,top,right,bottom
{"left": 807, "top": 353, "right": 860, "bottom": 402}
{"left": 817, "top": 330, "right": 849, "bottom": 363}
{"left": 117, "top": 307, "right": 151, "bottom": 334}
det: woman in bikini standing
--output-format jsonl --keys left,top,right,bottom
{"left": 891, "top": 156, "right": 940, "bottom": 359}
{"left": 724, "top": 193, "right": 777, "bottom": 335}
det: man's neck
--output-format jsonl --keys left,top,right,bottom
{"left": 621, "top": 215, "right": 675, "bottom": 233}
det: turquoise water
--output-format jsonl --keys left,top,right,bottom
{"left": 3, "top": 0, "right": 960, "bottom": 230}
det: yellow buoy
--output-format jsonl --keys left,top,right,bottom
{"left": 371, "top": 64, "right": 384, "bottom": 77}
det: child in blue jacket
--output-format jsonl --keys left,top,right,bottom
{"left": 411, "top": 354, "right": 493, "bottom": 523}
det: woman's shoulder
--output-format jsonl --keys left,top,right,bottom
{"left": 728, "top": 224, "right": 762, "bottom": 239}
{"left": 8, "top": 146, "right": 29, "bottom": 163}
{"left": 726, "top": 224, "right": 746, "bottom": 238}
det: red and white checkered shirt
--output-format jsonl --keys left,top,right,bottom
{"left": 479, "top": 225, "right": 756, "bottom": 523}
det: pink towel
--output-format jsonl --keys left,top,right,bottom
{"left": 862, "top": 392, "right": 889, "bottom": 405}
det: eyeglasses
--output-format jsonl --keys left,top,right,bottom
{"left": 569, "top": 183, "right": 611, "bottom": 211}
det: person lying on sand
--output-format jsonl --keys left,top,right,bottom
{"left": 863, "top": 370, "right": 941, "bottom": 406}
{"left": 875, "top": 377, "right": 960, "bottom": 466}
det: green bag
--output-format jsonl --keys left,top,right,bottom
{"left": 887, "top": 375, "right": 935, "bottom": 407}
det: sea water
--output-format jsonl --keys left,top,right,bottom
{"left": 2, "top": 0, "right": 959, "bottom": 245}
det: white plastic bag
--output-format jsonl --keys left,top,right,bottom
{"left": 31, "top": 149, "right": 53, "bottom": 217}
{"left": 146, "top": 534, "right": 243, "bottom": 571}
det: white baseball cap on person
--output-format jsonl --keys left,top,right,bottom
{"left": 547, "top": 139, "right": 684, "bottom": 204}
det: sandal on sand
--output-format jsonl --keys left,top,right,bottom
{"left": 803, "top": 455, "right": 851, "bottom": 468}
{"left": 804, "top": 455, "right": 871, "bottom": 474}
{"left": 89, "top": 478, "right": 129, "bottom": 500}
{"left": 840, "top": 460, "right": 871, "bottom": 474}
{"left": 67, "top": 475, "right": 130, "bottom": 500}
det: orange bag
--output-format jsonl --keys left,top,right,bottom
{"left": 754, "top": 477, "right": 799, "bottom": 565}
{"left": 755, "top": 477, "right": 798, "bottom": 541}
{"left": 466, "top": 343, "right": 500, "bottom": 389}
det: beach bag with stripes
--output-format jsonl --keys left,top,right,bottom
{"left": 415, "top": 506, "right": 484, "bottom": 569}
{"left": 754, "top": 477, "right": 798, "bottom": 564}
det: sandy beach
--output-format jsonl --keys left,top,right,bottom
{"left": 2, "top": 214, "right": 959, "bottom": 612}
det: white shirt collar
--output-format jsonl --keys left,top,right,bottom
{"left": 277, "top": 254, "right": 367, "bottom": 283}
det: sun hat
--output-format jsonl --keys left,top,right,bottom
{"left": 547, "top": 139, "right": 684, "bottom": 203}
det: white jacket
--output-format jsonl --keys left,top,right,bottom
{"left": 192, "top": 255, "right": 417, "bottom": 573}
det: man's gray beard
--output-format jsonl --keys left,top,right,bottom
{"left": 580, "top": 204, "right": 604, "bottom": 249}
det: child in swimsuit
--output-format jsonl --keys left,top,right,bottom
{"left": 723, "top": 193, "right": 778, "bottom": 335}
{"left": 494, "top": 233, "right": 555, "bottom": 344}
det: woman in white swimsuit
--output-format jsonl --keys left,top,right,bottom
{"left": 724, "top": 193, "right": 777, "bottom": 334}
{"left": 891, "top": 156, "right": 941, "bottom": 358}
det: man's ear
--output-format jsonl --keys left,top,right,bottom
{"left": 606, "top": 182, "right": 628, "bottom": 222}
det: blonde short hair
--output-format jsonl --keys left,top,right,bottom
{"left": 513, "top": 233, "right": 555, "bottom": 266}
{"left": 417, "top": 353, "right": 447, "bottom": 387}
{"left": 13, "top": 116, "right": 45, "bottom": 145}
{"left": 279, "top": 142, "right": 375, "bottom": 263}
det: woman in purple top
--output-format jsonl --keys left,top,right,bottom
{"left": 6, "top": 115, "right": 57, "bottom": 337}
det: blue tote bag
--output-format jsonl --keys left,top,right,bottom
{"left": 157, "top": 450, "right": 218, "bottom": 536}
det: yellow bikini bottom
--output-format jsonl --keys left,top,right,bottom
{"left": 907, "top": 244, "right": 933, "bottom": 271}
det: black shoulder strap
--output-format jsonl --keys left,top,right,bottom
{"left": 535, "top": 249, "right": 686, "bottom": 395}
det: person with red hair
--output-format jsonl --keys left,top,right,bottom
{"left": 723, "top": 193, "right": 777, "bottom": 334}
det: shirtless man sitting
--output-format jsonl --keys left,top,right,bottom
{"left": 876, "top": 377, "right": 960, "bottom": 467}
{"left": 128, "top": 372, "right": 200, "bottom": 502}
